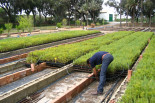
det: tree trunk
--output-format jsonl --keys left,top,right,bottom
{"left": 126, "top": 8, "right": 129, "bottom": 27}
{"left": 93, "top": 13, "right": 95, "bottom": 23}
{"left": 44, "top": 15, "right": 47, "bottom": 24}
{"left": 120, "top": 11, "right": 122, "bottom": 27}
{"left": 132, "top": 8, "right": 135, "bottom": 27}
{"left": 32, "top": 12, "right": 36, "bottom": 30}
{"left": 86, "top": 14, "right": 88, "bottom": 26}
{"left": 74, "top": 11, "right": 76, "bottom": 26}
{"left": 141, "top": 0, "right": 143, "bottom": 27}
{"left": 39, "top": 11, "right": 41, "bottom": 26}
{"left": 83, "top": 14, "right": 86, "bottom": 21}
{"left": 68, "top": 15, "right": 71, "bottom": 27}
{"left": 149, "top": 13, "right": 151, "bottom": 27}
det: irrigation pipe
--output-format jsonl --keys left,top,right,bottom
{"left": 100, "top": 78, "right": 121, "bottom": 103}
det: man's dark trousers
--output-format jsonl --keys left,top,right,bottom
{"left": 97, "top": 54, "right": 114, "bottom": 93}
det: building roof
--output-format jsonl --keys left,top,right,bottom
{"left": 100, "top": 9, "right": 108, "bottom": 13}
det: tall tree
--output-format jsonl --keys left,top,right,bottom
{"left": 88, "top": 0, "right": 103, "bottom": 23}
{"left": 0, "top": 0, "right": 16, "bottom": 22}
{"left": 127, "top": 0, "right": 139, "bottom": 27}
{"left": 143, "top": 0, "right": 155, "bottom": 27}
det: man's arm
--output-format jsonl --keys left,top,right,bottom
{"left": 93, "top": 68, "right": 99, "bottom": 80}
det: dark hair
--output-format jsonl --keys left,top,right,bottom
{"left": 87, "top": 58, "right": 90, "bottom": 64}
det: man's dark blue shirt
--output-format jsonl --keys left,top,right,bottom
{"left": 89, "top": 51, "right": 108, "bottom": 68}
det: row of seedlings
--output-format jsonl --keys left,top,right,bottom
{"left": 26, "top": 31, "right": 134, "bottom": 67}
{"left": 119, "top": 35, "right": 155, "bottom": 103}
{"left": 73, "top": 32, "right": 153, "bottom": 75}
{"left": 0, "top": 30, "right": 100, "bottom": 53}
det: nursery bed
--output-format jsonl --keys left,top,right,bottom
{"left": 0, "top": 32, "right": 102, "bottom": 59}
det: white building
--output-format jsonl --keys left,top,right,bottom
{"left": 99, "top": 9, "right": 115, "bottom": 22}
{"left": 99, "top": 0, "right": 117, "bottom": 22}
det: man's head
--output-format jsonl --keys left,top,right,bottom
{"left": 87, "top": 58, "right": 90, "bottom": 65}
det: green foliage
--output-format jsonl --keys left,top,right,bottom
{"left": 18, "top": 16, "right": 27, "bottom": 32}
{"left": 120, "top": 36, "right": 155, "bottom": 103}
{"left": 0, "top": 28, "right": 4, "bottom": 35}
{"left": 5, "top": 23, "right": 13, "bottom": 37}
{"left": 76, "top": 20, "right": 80, "bottom": 26}
{"left": 73, "top": 32, "right": 153, "bottom": 73}
{"left": 26, "top": 31, "right": 133, "bottom": 64}
{"left": 96, "top": 22, "right": 100, "bottom": 26}
{"left": 62, "top": 19, "right": 67, "bottom": 26}
{"left": 102, "top": 19, "right": 105, "bottom": 25}
{"left": 82, "top": 22, "right": 86, "bottom": 26}
{"left": 16, "top": 25, "right": 21, "bottom": 33}
{"left": 0, "top": 30, "right": 100, "bottom": 53}
{"left": 26, "top": 17, "right": 33, "bottom": 34}
{"left": 18, "top": 16, "right": 33, "bottom": 34}
{"left": 56, "top": 23, "right": 62, "bottom": 28}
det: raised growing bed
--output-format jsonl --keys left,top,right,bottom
{"left": 0, "top": 30, "right": 100, "bottom": 53}
{"left": 120, "top": 35, "right": 155, "bottom": 103}
{"left": 73, "top": 32, "right": 153, "bottom": 74}
{"left": 19, "top": 72, "right": 94, "bottom": 103}
{"left": 0, "top": 32, "right": 102, "bottom": 59}
{"left": 0, "top": 63, "right": 73, "bottom": 103}
{"left": 0, "top": 62, "right": 48, "bottom": 87}
{"left": 26, "top": 31, "right": 133, "bottom": 65}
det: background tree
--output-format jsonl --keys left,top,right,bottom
{"left": 5, "top": 23, "right": 13, "bottom": 37}
{"left": 143, "top": 0, "right": 155, "bottom": 27}
{"left": 0, "top": 0, "right": 16, "bottom": 22}
{"left": 88, "top": 0, "right": 103, "bottom": 23}
{"left": 62, "top": 18, "right": 67, "bottom": 27}
{"left": 0, "top": 28, "right": 4, "bottom": 36}
{"left": 126, "top": 0, "right": 139, "bottom": 27}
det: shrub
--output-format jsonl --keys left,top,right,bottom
{"left": 5, "top": 23, "right": 13, "bottom": 37}
{"left": 62, "top": 19, "right": 67, "bottom": 27}
{"left": 76, "top": 20, "right": 80, "bottom": 26}
{"left": 96, "top": 22, "right": 100, "bottom": 26}
{"left": 82, "top": 22, "right": 86, "bottom": 26}
{"left": 16, "top": 25, "right": 21, "bottom": 37}
{"left": 0, "top": 28, "right": 4, "bottom": 35}
{"left": 26, "top": 17, "right": 33, "bottom": 34}
{"left": 18, "top": 16, "right": 33, "bottom": 34}
{"left": 102, "top": 19, "right": 105, "bottom": 25}
{"left": 56, "top": 23, "right": 62, "bottom": 28}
